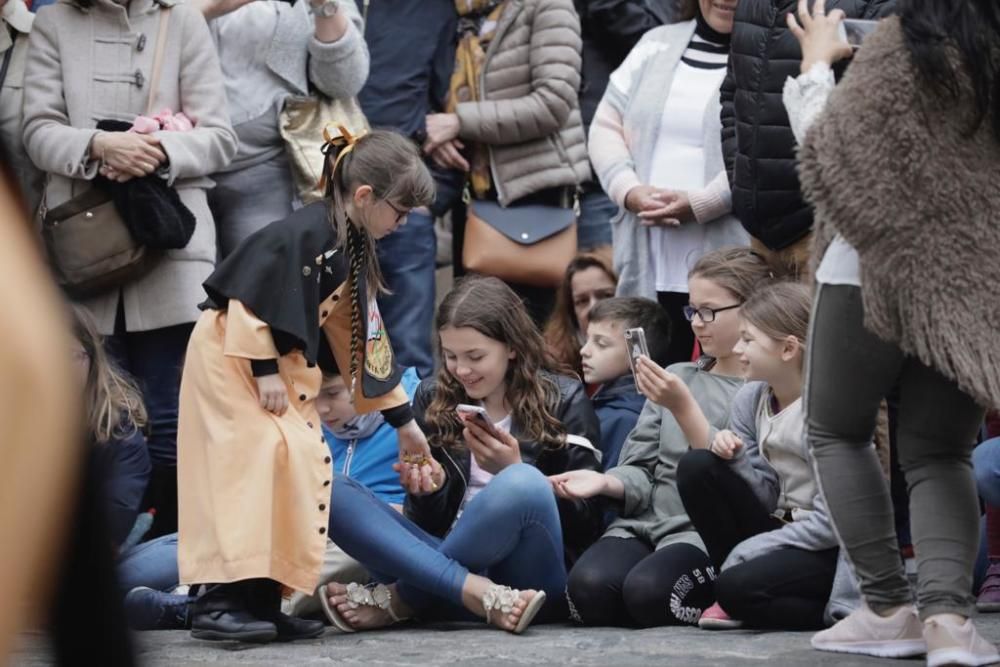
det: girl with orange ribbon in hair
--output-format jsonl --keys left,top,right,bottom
{"left": 176, "top": 127, "right": 437, "bottom": 644}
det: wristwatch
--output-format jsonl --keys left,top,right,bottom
{"left": 309, "top": 0, "right": 339, "bottom": 17}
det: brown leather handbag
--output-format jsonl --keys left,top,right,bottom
{"left": 40, "top": 8, "right": 171, "bottom": 298}
{"left": 462, "top": 197, "right": 578, "bottom": 288}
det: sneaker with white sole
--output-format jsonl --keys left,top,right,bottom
{"left": 811, "top": 604, "right": 926, "bottom": 658}
{"left": 924, "top": 615, "right": 1000, "bottom": 667}
{"left": 698, "top": 602, "right": 743, "bottom": 630}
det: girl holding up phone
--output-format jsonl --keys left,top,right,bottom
{"left": 317, "top": 276, "right": 603, "bottom": 634}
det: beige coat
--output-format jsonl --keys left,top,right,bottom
{"left": 456, "top": 0, "right": 591, "bottom": 206}
{"left": 22, "top": 0, "right": 238, "bottom": 334}
{"left": 178, "top": 289, "right": 408, "bottom": 593}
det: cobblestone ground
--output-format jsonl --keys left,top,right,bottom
{"left": 13, "top": 617, "right": 1000, "bottom": 667}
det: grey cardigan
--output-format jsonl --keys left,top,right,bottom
{"left": 721, "top": 381, "right": 861, "bottom": 625}
{"left": 589, "top": 21, "right": 747, "bottom": 300}
{"left": 209, "top": 0, "right": 369, "bottom": 128}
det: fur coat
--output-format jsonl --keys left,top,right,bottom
{"left": 799, "top": 17, "right": 1000, "bottom": 409}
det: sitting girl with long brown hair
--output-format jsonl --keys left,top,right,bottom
{"left": 317, "top": 276, "right": 604, "bottom": 634}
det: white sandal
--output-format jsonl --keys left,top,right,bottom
{"left": 317, "top": 582, "right": 407, "bottom": 633}
{"left": 482, "top": 585, "right": 547, "bottom": 635}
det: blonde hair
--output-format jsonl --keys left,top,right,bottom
{"left": 741, "top": 281, "right": 812, "bottom": 345}
{"left": 689, "top": 247, "right": 772, "bottom": 303}
{"left": 71, "top": 305, "right": 147, "bottom": 444}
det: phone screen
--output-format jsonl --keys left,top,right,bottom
{"left": 624, "top": 327, "right": 649, "bottom": 392}
{"left": 839, "top": 19, "right": 878, "bottom": 48}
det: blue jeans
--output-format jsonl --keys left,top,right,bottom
{"left": 376, "top": 210, "right": 436, "bottom": 378}
{"left": 117, "top": 533, "right": 179, "bottom": 593}
{"left": 576, "top": 187, "right": 615, "bottom": 251}
{"left": 329, "top": 464, "right": 567, "bottom": 620}
{"left": 974, "top": 437, "right": 1000, "bottom": 507}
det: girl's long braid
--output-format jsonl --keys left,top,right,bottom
{"left": 346, "top": 220, "right": 365, "bottom": 394}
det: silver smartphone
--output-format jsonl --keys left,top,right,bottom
{"left": 624, "top": 327, "right": 650, "bottom": 391}
{"left": 838, "top": 19, "right": 879, "bottom": 49}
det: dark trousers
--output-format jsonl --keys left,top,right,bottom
{"left": 377, "top": 209, "right": 437, "bottom": 378}
{"left": 677, "top": 449, "right": 837, "bottom": 629}
{"left": 657, "top": 291, "right": 695, "bottom": 365}
{"left": 107, "top": 308, "right": 193, "bottom": 538}
{"left": 806, "top": 283, "right": 983, "bottom": 619}
{"left": 566, "top": 537, "right": 714, "bottom": 627}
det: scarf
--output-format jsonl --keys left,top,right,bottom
{"left": 446, "top": 0, "right": 508, "bottom": 198}
{"left": 799, "top": 17, "right": 1000, "bottom": 409}
{"left": 329, "top": 411, "right": 384, "bottom": 441}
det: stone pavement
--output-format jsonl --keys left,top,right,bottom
{"left": 14, "top": 618, "right": 1000, "bottom": 666}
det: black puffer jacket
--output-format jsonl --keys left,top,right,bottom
{"left": 721, "top": 0, "right": 895, "bottom": 250}
{"left": 405, "top": 372, "right": 604, "bottom": 566}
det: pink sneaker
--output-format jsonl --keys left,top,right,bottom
{"left": 698, "top": 602, "right": 743, "bottom": 630}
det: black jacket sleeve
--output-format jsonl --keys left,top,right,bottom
{"left": 403, "top": 381, "right": 465, "bottom": 537}
{"left": 720, "top": 59, "right": 737, "bottom": 188}
{"left": 100, "top": 427, "right": 152, "bottom": 547}
{"left": 546, "top": 378, "right": 604, "bottom": 562}
{"left": 577, "top": 0, "right": 672, "bottom": 65}
{"left": 861, "top": 0, "right": 897, "bottom": 18}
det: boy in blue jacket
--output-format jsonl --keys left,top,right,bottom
{"left": 581, "top": 298, "right": 671, "bottom": 471}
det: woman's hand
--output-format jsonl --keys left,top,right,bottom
{"left": 787, "top": 0, "right": 853, "bottom": 74}
{"left": 637, "top": 190, "right": 693, "bottom": 227}
{"left": 624, "top": 185, "right": 675, "bottom": 221}
{"left": 393, "top": 420, "right": 445, "bottom": 495}
{"left": 429, "top": 139, "right": 470, "bottom": 172}
{"left": 635, "top": 357, "right": 693, "bottom": 411}
{"left": 92, "top": 132, "right": 166, "bottom": 181}
{"left": 423, "top": 113, "right": 462, "bottom": 153}
{"left": 463, "top": 415, "right": 521, "bottom": 475}
{"left": 550, "top": 470, "right": 614, "bottom": 500}
{"left": 710, "top": 429, "right": 744, "bottom": 460}
{"left": 255, "top": 373, "right": 289, "bottom": 415}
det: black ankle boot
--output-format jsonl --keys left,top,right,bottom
{"left": 245, "top": 579, "right": 325, "bottom": 642}
{"left": 190, "top": 583, "right": 277, "bottom": 643}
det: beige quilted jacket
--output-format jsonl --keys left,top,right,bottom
{"left": 456, "top": 0, "right": 591, "bottom": 206}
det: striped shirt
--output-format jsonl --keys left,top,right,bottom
{"left": 681, "top": 16, "right": 730, "bottom": 70}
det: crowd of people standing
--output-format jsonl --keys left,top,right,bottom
{"left": 1, "top": 0, "right": 999, "bottom": 665}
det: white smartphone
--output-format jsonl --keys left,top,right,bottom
{"left": 456, "top": 404, "right": 501, "bottom": 438}
{"left": 624, "top": 327, "right": 650, "bottom": 391}
{"left": 838, "top": 18, "right": 878, "bottom": 49}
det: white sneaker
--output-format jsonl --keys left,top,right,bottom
{"left": 811, "top": 604, "right": 926, "bottom": 658}
{"left": 924, "top": 615, "right": 1000, "bottom": 667}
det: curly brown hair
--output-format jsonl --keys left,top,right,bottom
{"left": 543, "top": 249, "right": 618, "bottom": 375}
{"left": 426, "top": 276, "right": 570, "bottom": 451}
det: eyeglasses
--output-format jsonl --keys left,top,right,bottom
{"left": 382, "top": 199, "right": 409, "bottom": 223}
{"left": 682, "top": 303, "right": 741, "bottom": 323}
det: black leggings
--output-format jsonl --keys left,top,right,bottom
{"left": 677, "top": 449, "right": 838, "bottom": 630}
{"left": 566, "top": 537, "right": 715, "bottom": 627}
{"left": 657, "top": 291, "right": 696, "bottom": 365}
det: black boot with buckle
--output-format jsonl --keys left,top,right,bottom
{"left": 190, "top": 582, "right": 277, "bottom": 643}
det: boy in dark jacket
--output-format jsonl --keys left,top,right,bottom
{"left": 581, "top": 298, "right": 671, "bottom": 471}
{"left": 720, "top": 0, "right": 895, "bottom": 278}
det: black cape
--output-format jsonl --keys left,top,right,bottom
{"left": 201, "top": 202, "right": 403, "bottom": 398}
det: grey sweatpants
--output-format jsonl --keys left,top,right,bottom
{"left": 805, "top": 283, "right": 984, "bottom": 619}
